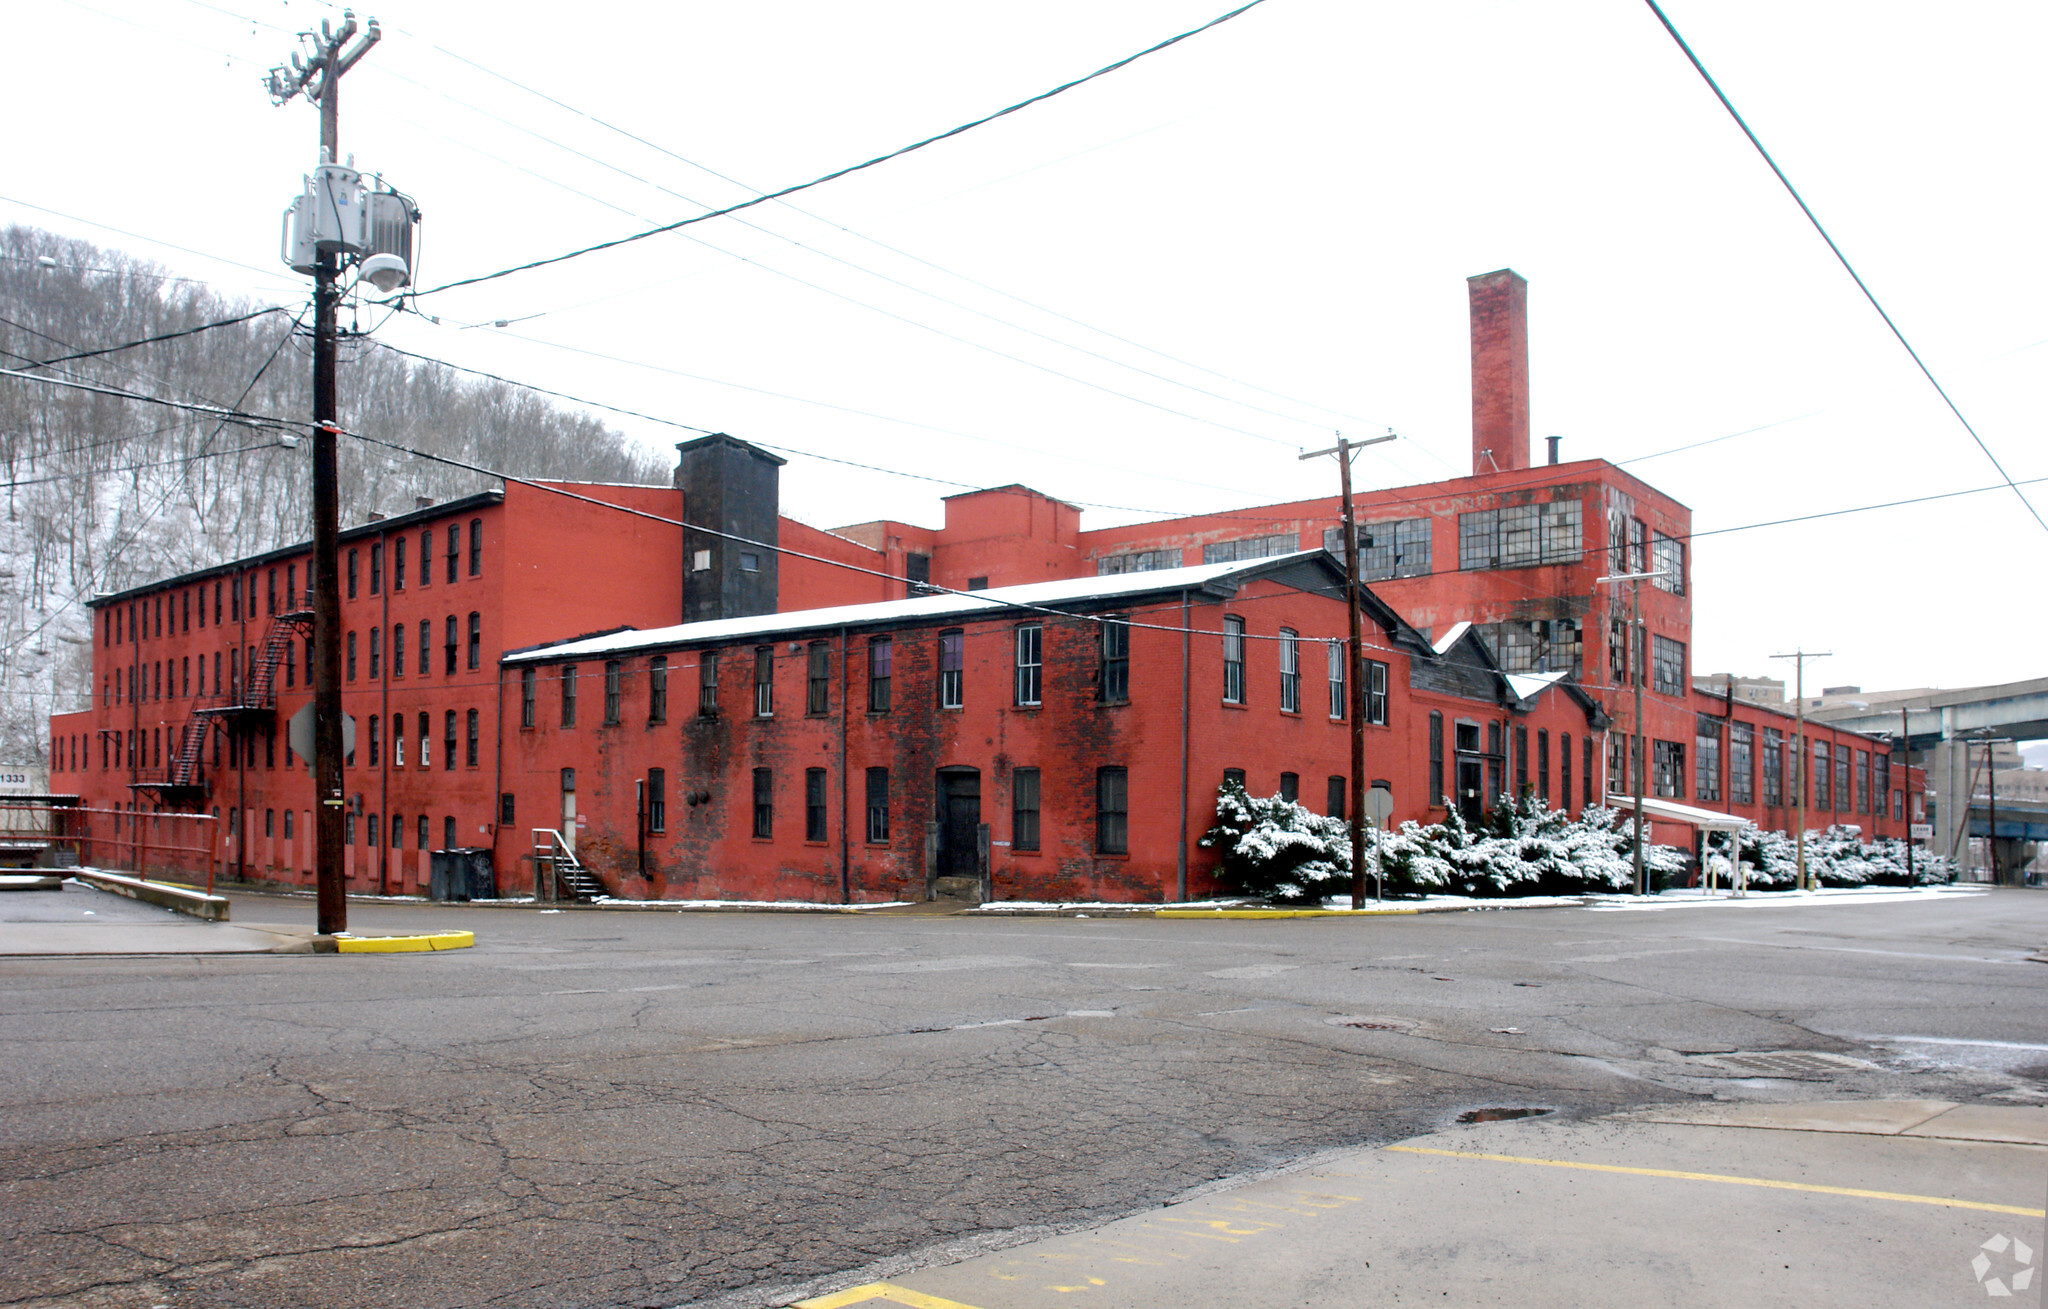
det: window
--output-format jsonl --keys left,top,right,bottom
{"left": 1762, "top": 728, "right": 1783, "bottom": 806}
{"left": 466, "top": 709, "right": 479, "bottom": 767}
{"left": 394, "top": 716, "right": 406, "bottom": 766}
{"left": 1515, "top": 725, "right": 1529, "bottom": 797}
{"left": 752, "top": 768, "right": 773, "bottom": 838}
{"left": 393, "top": 537, "right": 405, "bottom": 591}
{"left": 1326, "top": 776, "right": 1346, "bottom": 819}
{"left": 1014, "top": 625, "right": 1042, "bottom": 706}
{"left": 561, "top": 664, "right": 577, "bottom": 727}
{"left": 1099, "top": 619, "right": 1129, "bottom": 703}
{"left": 1457, "top": 500, "right": 1582, "bottom": 569}
{"left": 1813, "top": 740, "right": 1831, "bottom": 810}
{"left": 445, "top": 816, "right": 457, "bottom": 850}
{"left": 1478, "top": 619, "right": 1583, "bottom": 676}
{"left": 699, "top": 651, "right": 719, "bottom": 716}
{"left": 445, "top": 615, "right": 458, "bottom": 676}
{"left": 284, "top": 809, "right": 294, "bottom": 840}
{"left": 368, "top": 714, "right": 381, "bottom": 767}
{"left": 1538, "top": 729, "right": 1551, "bottom": 804}
{"left": 369, "top": 542, "right": 382, "bottom": 595}
{"left": 1325, "top": 518, "right": 1432, "bottom": 580}
{"left": 446, "top": 524, "right": 460, "bottom": 583}
{"left": 1629, "top": 517, "right": 1648, "bottom": 573}
{"left": 1094, "top": 548, "right": 1180, "bottom": 575}
{"left": 1835, "top": 742, "right": 1852, "bottom": 812}
{"left": 866, "top": 768, "right": 890, "bottom": 843}
{"left": 1327, "top": 641, "right": 1345, "bottom": 719}
{"left": 638, "top": 655, "right": 664, "bottom": 724}
{"left": 1202, "top": 534, "right": 1295, "bottom": 564}
{"left": 868, "top": 637, "right": 892, "bottom": 713}
{"left": 367, "top": 813, "right": 378, "bottom": 850}
{"left": 1695, "top": 715, "right": 1722, "bottom": 803}
{"left": 1730, "top": 722, "right": 1755, "bottom": 805}
{"left": 1096, "top": 767, "right": 1129, "bottom": 854}
{"left": 938, "top": 630, "right": 963, "bottom": 709}
{"left": 444, "top": 710, "right": 457, "bottom": 770}
{"left": 1429, "top": 711, "right": 1444, "bottom": 806}
{"left": 1857, "top": 750, "right": 1871, "bottom": 815}
{"left": 1279, "top": 629, "right": 1299, "bottom": 713}
{"left": 419, "top": 529, "right": 432, "bottom": 586}
{"left": 1012, "top": 768, "right": 1039, "bottom": 852}
{"left": 392, "top": 623, "right": 404, "bottom": 678}
{"left": 391, "top": 814, "right": 402, "bottom": 849}
{"left": 368, "top": 626, "right": 381, "bottom": 680}
{"left": 500, "top": 793, "right": 516, "bottom": 826}
{"left": 346, "top": 551, "right": 356, "bottom": 600}
{"left": 214, "top": 580, "right": 222, "bottom": 625}
{"left": 1608, "top": 735, "right": 1627, "bottom": 795}
{"left": 1653, "top": 739, "right": 1685, "bottom": 800}
{"left": 1560, "top": 733, "right": 1573, "bottom": 812}
{"left": 1651, "top": 635, "right": 1685, "bottom": 697}
{"left": 805, "top": 768, "right": 828, "bottom": 842}
{"left": 1651, "top": 532, "right": 1685, "bottom": 594}
{"left": 1224, "top": 767, "right": 1246, "bottom": 791}
{"left": 1279, "top": 772, "right": 1299, "bottom": 803}
{"left": 419, "top": 620, "right": 430, "bottom": 675}
{"left": 1362, "top": 659, "right": 1388, "bottom": 725}
{"left": 1583, "top": 734, "right": 1595, "bottom": 808}
{"left": 905, "top": 552, "right": 931, "bottom": 589}
{"left": 740, "top": 552, "right": 760, "bottom": 572}
{"left": 604, "top": 660, "right": 623, "bottom": 724}
{"left": 1222, "top": 616, "right": 1245, "bottom": 704}
{"left": 1874, "top": 752, "right": 1890, "bottom": 818}
{"left": 754, "top": 646, "right": 774, "bottom": 716}
{"left": 967, "top": 576, "right": 988, "bottom": 591}
{"left": 267, "top": 569, "right": 277, "bottom": 616}
{"left": 345, "top": 632, "right": 356, "bottom": 682}
{"left": 468, "top": 613, "right": 481, "bottom": 670}
{"left": 520, "top": 667, "right": 536, "bottom": 728}
{"left": 647, "top": 768, "right": 666, "bottom": 833}
{"left": 808, "top": 641, "right": 831, "bottom": 714}
{"left": 469, "top": 518, "right": 482, "bottom": 576}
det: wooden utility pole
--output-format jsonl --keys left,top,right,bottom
{"left": 266, "top": 13, "right": 380, "bottom": 936}
{"left": 1301, "top": 433, "right": 1395, "bottom": 908}
{"left": 1769, "top": 649, "right": 1829, "bottom": 890}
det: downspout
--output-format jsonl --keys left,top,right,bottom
{"left": 378, "top": 528, "right": 389, "bottom": 896}
{"left": 491, "top": 659, "right": 507, "bottom": 893}
{"left": 1177, "top": 589, "right": 1190, "bottom": 902}
{"left": 839, "top": 626, "right": 851, "bottom": 904}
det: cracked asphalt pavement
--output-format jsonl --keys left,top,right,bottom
{"left": 3, "top": 887, "right": 2045, "bottom": 1308}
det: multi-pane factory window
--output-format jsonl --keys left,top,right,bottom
{"left": 1325, "top": 518, "right": 1432, "bottom": 580}
{"left": 1094, "top": 548, "right": 1180, "bottom": 575}
{"left": 1202, "top": 534, "right": 1295, "bottom": 564}
{"left": 1651, "top": 532, "right": 1685, "bottom": 594}
{"left": 1653, "top": 739, "right": 1685, "bottom": 800}
{"left": 1695, "top": 715, "right": 1722, "bottom": 803}
{"left": 1099, "top": 619, "right": 1129, "bottom": 703}
{"left": 1651, "top": 635, "right": 1685, "bottom": 697}
{"left": 1479, "top": 619, "right": 1583, "bottom": 676}
{"left": 1730, "top": 721, "right": 1755, "bottom": 805}
{"left": 1762, "top": 728, "right": 1783, "bottom": 806}
{"left": 1813, "top": 741, "right": 1831, "bottom": 811}
{"left": 1458, "top": 500, "right": 1581, "bottom": 570}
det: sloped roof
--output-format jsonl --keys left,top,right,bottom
{"left": 504, "top": 550, "right": 1344, "bottom": 664}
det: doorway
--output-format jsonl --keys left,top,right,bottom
{"left": 936, "top": 767, "right": 981, "bottom": 879}
{"left": 1456, "top": 759, "right": 1484, "bottom": 824}
{"left": 560, "top": 767, "right": 577, "bottom": 855}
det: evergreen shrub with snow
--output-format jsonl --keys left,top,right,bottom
{"left": 1200, "top": 784, "right": 1949, "bottom": 903}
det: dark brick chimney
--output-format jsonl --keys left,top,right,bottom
{"left": 1468, "top": 269, "right": 1530, "bottom": 476}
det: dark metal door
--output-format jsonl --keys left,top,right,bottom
{"left": 938, "top": 769, "right": 981, "bottom": 875}
{"left": 1457, "top": 759, "right": 1484, "bottom": 823}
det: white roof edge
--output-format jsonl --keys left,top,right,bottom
{"left": 1432, "top": 620, "right": 1472, "bottom": 655}
{"left": 505, "top": 550, "right": 1330, "bottom": 664}
{"left": 1603, "top": 792, "right": 1754, "bottom": 831}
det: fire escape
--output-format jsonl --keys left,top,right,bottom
{"left": 132, "top": 595, "right": 313, "bottom": 806}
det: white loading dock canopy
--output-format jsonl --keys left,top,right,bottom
{"left": 1602, "top": 793, "right": 1752, "bottom": 833}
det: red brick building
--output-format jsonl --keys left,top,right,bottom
{"left": 43, "top": 271, "right": 1921, "bottom": 898}
{"left": 498, "top": 553, "right": 1607, "bottom": 903}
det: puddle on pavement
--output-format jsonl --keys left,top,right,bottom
{"left": 1457, "top": 1107, "right": 1554, "bottom": 1124}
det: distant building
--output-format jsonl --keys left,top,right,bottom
{"left": 1696, "top": 674, "right": 1784, "bottom": 705}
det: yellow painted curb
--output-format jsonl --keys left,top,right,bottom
{"left": 334, "top": 930, "right": 475, "bottom": 953}
{"left": 1154, "top": 907, "right": 1419, "bottom": 919}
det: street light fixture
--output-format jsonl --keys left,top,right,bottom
{"left": 1595, "top": 568, "right": 1672, "bottom": 895}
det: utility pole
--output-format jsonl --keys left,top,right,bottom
{"left": 1900, "top": 703, "right": 1914, "bottom": 884}
{"left": 1595, "top": 569, "right": 1668, "bottom": 894}
{"left": 1769, "top": 649, "right": 1829, "bottom": 890}
{"left": 267, "top": 12, "right": 380, "bottom": 937}
{"left": 1300, "top": 432, "right": 1395, "bottom": 909}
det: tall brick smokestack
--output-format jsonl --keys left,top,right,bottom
{"left": 1468, "top": 269, "right": 1530, "bottom": 476}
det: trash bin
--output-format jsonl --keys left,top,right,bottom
{"left": 429, "top": 848, "right": 495, "bottom": 901}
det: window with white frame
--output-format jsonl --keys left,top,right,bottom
{"left": 1278, "top": 629, "right": 1299, "bottom": 713}
{"left": 1327, "top": 640, "right": 1345, "bottom": 719}
{"left": 1014, "top": 625, "right": 1042, "bottom": 706}
{"left": 1222, "top": 617, "right": 1245, "bottom": 704}
{"left": 1362, "top": 658, "right": 1388, "bottom": 725}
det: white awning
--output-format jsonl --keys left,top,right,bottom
{"left": 1604, "top": 793, "right": 1752, "bottom": 833}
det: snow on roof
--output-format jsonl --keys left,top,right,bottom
{"left": 1604, "top": 792, "right": 1753, "bottom": 831}
{"left": 1432, "top": 621, "right": 1472, "bottom": 655}
{"left": 1505, "top": 671, "right": 1568, "bottom": 702}
{"left": 506, "top": 551, "right": 1327, "bottom": 663}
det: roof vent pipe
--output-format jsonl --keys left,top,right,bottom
{"left": 1547, "top": 435, "right": 1561, "bottom": 465}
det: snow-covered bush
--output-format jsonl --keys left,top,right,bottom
{"left": 1732, "top": 825, "right": 1951, "bottom": 889}
{"left": 1198, "top": 779, "right": 1352, "bottom": 903}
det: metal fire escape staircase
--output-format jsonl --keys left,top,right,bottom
{"left": 133, "top": 599, "right": 312, "bottom": 804}
{"left": 533, "top": 829, "right": 606, "bottom": 903}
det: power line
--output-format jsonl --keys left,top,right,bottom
{"left": 412, "top": 0, "right": 1274, "bottom": 299}
{"left": 0, "top": 367, "right": 302, "bottom": 430}
{"left": 3, "top": 305, "right": 288, "bottom": 370}
{"left": 2, "top": 439, "right": 295, "bottom": 489}
{"left": 1642, "top": 0, "right": 2048, "bottom": 538}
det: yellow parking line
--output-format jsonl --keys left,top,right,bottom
{"left": 795, "top": 1283, "right": 985, "bottom": 1309}
{"left": 1385, "top": 1145, "right": 2047, "bottom": 1217}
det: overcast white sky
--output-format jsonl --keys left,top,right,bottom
{"left": 6, "top": 0, "right": 2043, "bottom": 695}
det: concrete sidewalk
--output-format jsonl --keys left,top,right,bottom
{"left": 0, "top": 880, "right": 316, "bottom": 954}
{"left": 791, "top": 1101, "right": 2048, "bottom": 1308}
